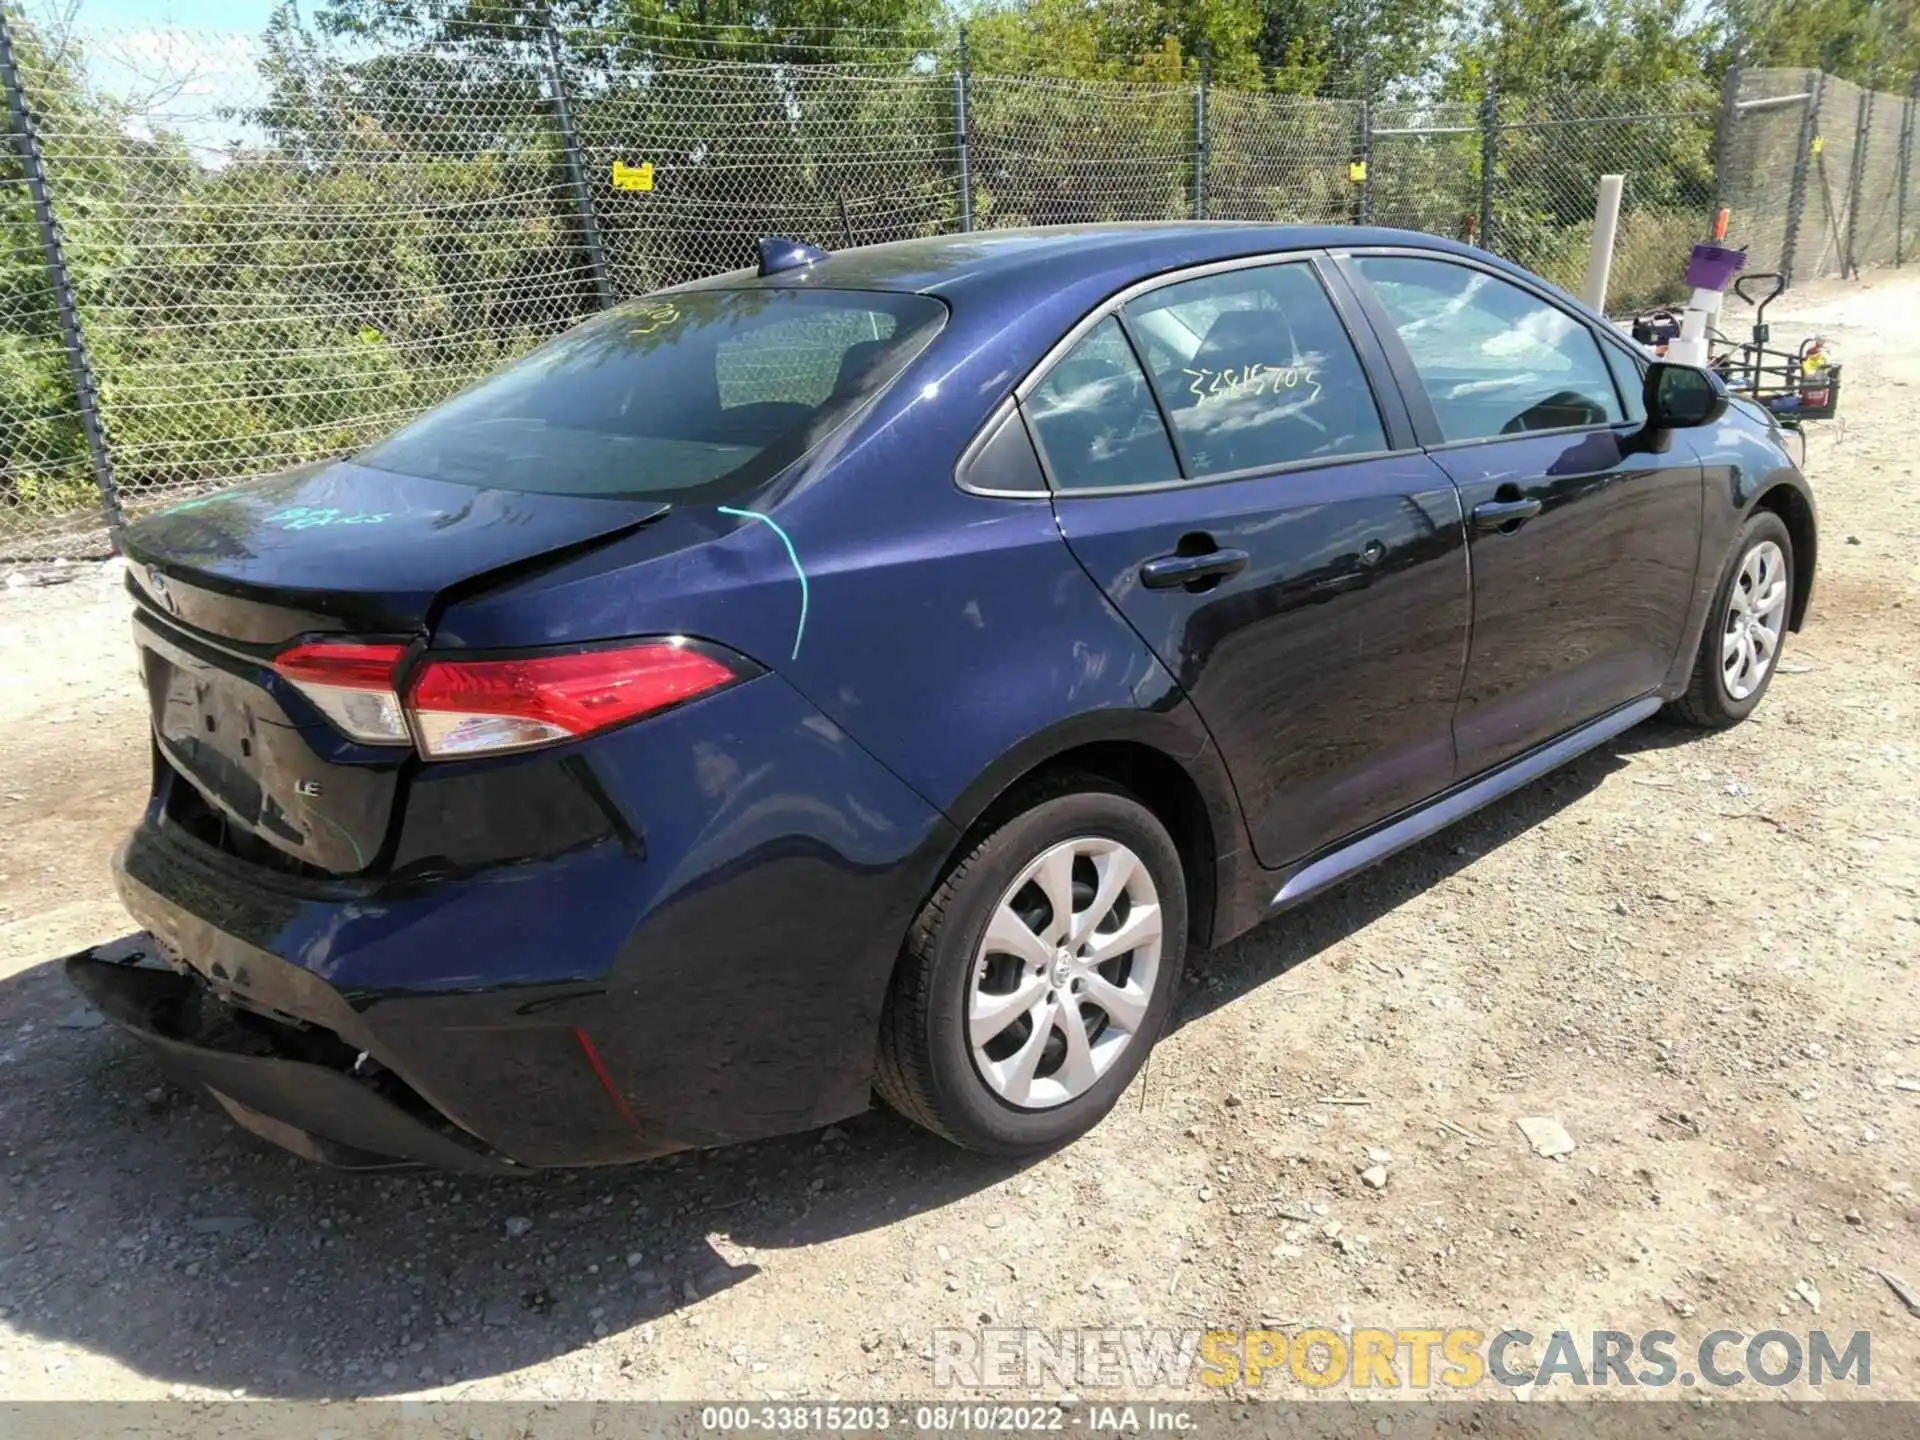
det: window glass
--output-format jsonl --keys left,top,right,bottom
{"left": 1125, "top": 264, "right": 1387, "bottom": 475}
{"left": 359, "top": 289, "right": 944, "bottom": 499}
{"left": 1024, "top": 317, "right": 1179, "bottom": 491}
{"left": 1352, "top": 256, "right": 1623, "bottom": 442}
{"left": 960, "top": 406, "right": 1047, "bottom": 494}
{"left": 716, "top": 308, "right": 895, "bottom": 409}
{"left": 1601, "top": 335, "right": 1649, "bottom": 424}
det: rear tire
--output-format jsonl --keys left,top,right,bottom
{"left": 875, "top": 780, "right": 1186, "bottom": 1155}
{"left": 1668, "top": 510, "right": 1794, "bottom": 729}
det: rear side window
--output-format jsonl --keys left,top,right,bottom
{"left": 1124, "top": 263, "right": 1387, "bottom": 476}
{"left": 358, "top": 289, "right": 945, "bottom": 498}
{"left": 1024, "top": 316, "right": 1179, "bottom": 492}
{"left": 1352, "top": 255, "right": 1622, "bottom": 442}
{"left": 959, "top": 405, "right": 1048, "bottom": 494}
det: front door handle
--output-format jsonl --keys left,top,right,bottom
{"left": 1471, "top": 497, "right": 1544, "bottom": 532}
{"left": 1140, "top": 548, "right": 1250, "bottom": 590}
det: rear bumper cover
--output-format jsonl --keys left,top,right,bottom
{"left": 110, "top": 827, "right": 690, "bottom": 1167}
{"left": 95, "top": 670, "right": 959, "bottom": 1169}
{"left": 66, "top": 943, "right": 516, "bottom": 1174}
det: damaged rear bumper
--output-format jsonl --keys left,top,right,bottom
{"left": 66, "top": 942, "right": 518, "bottom": 1175}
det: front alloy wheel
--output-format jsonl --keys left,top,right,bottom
{"left": 1721, "top": 538, "right": 1789, "bottom": 701}
{"left": 875, "top": 781, "right": 1187, "bottom": 1154}
{"left": 1670, "top": 509, "right": 1796, "bottom": 728}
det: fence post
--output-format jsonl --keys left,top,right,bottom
{"left": 953, "top": 27, "right": 972, "bottom": 233}
{"left": 1478, "top": 76, "right": 1499, "bottom": 253}
{"left": 1708, "top": 62, "right": 1740, "bottom": 231}
{"left": 1354, "top": 57, "right": 1373, "bottom": 226}
{"left": 1842, "top": 79, "right": 1873, "bottom": 277}
{"left": 1193, "top": 48, "right": 1209, "bottom": 221}
{"left": 1900, "top": 74, "right": 1917, "bottom": 267}
{"left": 1781, "top": 70, "right": 1822, "bottom": 286}
{"left": 539, "top": 6, "right": 614, "bottom": 307}
{"left": 0, "top": 7, "right": 123, "bottom": 537}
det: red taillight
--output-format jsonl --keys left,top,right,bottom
{"left": 406, "top": 641, "right": 744, "bottom": 759}
{"left": 273, "top": 642, "right": 409, "bottom": 745}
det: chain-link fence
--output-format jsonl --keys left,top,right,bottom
{"left": 1494, "top": 85, "right": 1719, "bottom": 312}
{"left": 1, "top": 6, "right": 1915, "bottom": 561}
{"left": 578, "top": 59, "right": 959, "bottom": 293}
{"left": 1720, "top": 66, "right": 1920, "bottom": 284}
{"left": 1369, "top": 99, "right": 1485, "bottom": 243}
{"left": 2, "top": 7, "right": 114, "bottom": 557}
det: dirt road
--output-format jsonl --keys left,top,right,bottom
{"left": 1, "top": 271, "right": 1916, "bottom": 1405}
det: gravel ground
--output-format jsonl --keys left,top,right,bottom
{"left": 1, "top": 269, "right": 1916, "bottom": 1406}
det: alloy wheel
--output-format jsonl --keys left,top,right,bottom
{"left": 1721, "top": 539, "right": 1789, "bottom": 702}
{"left": 967, "top": 836, "right": 1163, "bottom": 1110}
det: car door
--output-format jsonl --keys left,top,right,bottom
{"left": 1019, "top": 255, "right": 1473, "bottom": 870}
{"left": 1340, "top": 251, "right": 1704, "bottom": 776}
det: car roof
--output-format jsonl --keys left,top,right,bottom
{"left": 677, "top": 223, "right": 1502, "bottom": 307}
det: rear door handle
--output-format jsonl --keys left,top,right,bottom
{"left": 1140, "top": 548, "right": 1250, "bottom": 590}
{"left": 1471, "top": 497, "right": 1544, "bottom": 532}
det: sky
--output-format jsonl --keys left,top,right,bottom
{"left": 46, "top": 0, "right": 285, "bottom": 31}
{"left": 25, "top": 0, "right": 304, "bottom": 156}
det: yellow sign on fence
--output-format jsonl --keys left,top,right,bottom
{"left": 612, "top": 161, "right": 654, "bottom": 192}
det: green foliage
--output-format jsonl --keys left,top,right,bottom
{"left": 961, "top": 0, "right": 1460, "bottom": 94}
{"left": 1444, "top": 0, "right": 1722, "bottom": 96}
{"left": 1, "top": 10, "right": 99, "bottom": 515}
{"left": 1714, "top": 0, "right": 1918, "bottom": 83}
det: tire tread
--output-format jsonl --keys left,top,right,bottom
{"left": 873, "top": 774, "right": 1136, "bottom": 1147}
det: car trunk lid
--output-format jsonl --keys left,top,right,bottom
{"left": 122, "top": 460, "right": 667, "bottom": 875}
{"left": 123, "top": 459, "right": 668, "bottom": 641}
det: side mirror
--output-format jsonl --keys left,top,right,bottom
{"left": 1644, "top": 360, "right": 1729, "bottom": 429}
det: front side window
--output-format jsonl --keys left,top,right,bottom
{"left": 1601, "top": 337, "right": 1649, "bottom": 424}
{"left": 1124, "top": 263, "right": 1387, "bottom": 476}
{"left": 1023, "top": 316, "right": 1179, "bottom": 492}
{"left": 359, "top": 288, "right": 945, "bottom": 499}
{"left": 1352, "top": 255, "right": 1623, "bottom": 442}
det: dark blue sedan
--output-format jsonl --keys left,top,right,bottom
{"left": 71, "top": 224, "right": 1816, "bottom": 1169}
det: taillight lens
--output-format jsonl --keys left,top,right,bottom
{"left": 406, "top": 640, "right": 746, "bottom": 759}
{"left": 272, "top": 637, "right": 748, "bottom": 758}
{"left": 273, "top": 642, "right": 410, "bottom": 745}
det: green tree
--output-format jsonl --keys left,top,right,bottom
{"left": 1445, "top": 0, "right": 1719, "bottom": 95}
{"left": 1254, "top": 0, "right": 1459, "bottom": 95}
{"left": 1713, "top": 0, "right": 1918, "bottom": 82}
{"left": 311, "top": 0, "right": 947, "bottom": 64}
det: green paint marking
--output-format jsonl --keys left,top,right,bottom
{"left": 718, "top": 505, "right": 808, "bottom": 661}
{"left": 306, "top": 807, "right": 367, "bottom": 871}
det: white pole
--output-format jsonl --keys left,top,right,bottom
{"left": 1665, "top": 288, "right": 1723, "bottom": 367}
{"left": 1583, "top": 174, "right": 1625, "bottom": 313}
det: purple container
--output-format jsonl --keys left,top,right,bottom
{"left": 1684, "top": 243, "right": 1747, "bottom": 292}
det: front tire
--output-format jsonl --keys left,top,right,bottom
{"left": 1669, "top": 510, "right": 1795, "bottom": 728}
{"left": 875, "top": 781, "right": 1187, "bottom": 1155}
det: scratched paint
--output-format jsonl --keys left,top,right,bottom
{"left": 718, "top": 505, "right": 808, "bottom": 662}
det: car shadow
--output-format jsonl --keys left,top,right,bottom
{"left": 0, "top": 721, "right": 1653, "bottom": 1397}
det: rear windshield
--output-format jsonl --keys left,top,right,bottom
{"left": 358, "top": 288, "right": 946, "bottom": 499}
